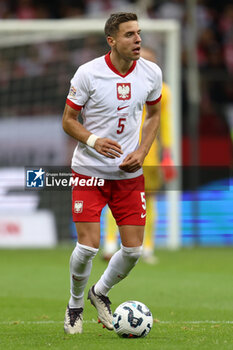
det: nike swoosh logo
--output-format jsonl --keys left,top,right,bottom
{"left": 141, "top": 213, "right": 146, "bottom": 218}
{"left": 117, "top": 105, "right": 129, "bottom": 111}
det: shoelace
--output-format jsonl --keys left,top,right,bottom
{"left": 97, "top": 294, "right": 112, "bottom": 314}
{"left": 68, "top": 307, "right": 83, "bottom": 326}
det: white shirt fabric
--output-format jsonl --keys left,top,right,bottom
{"left": 66, "top": 52, "right": 162, "bottom": 180}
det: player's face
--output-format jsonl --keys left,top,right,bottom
{"left": 112, "top": 21, "right": 142, "bottom": 61}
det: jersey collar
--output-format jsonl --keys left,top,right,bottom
{"left": 104, "top": 51, "right": 137, "bottom": 78}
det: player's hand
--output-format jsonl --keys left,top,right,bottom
{"left": 119, "top": 150, "right": 144, "bottom": 173}
{"left": 160, "top": 150, "right": 177, "bottom": 182}
{"left": 94, "top": 138, "right": 123, "bottom": 159}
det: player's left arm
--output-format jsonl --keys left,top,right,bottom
{"left": 119, "top": 101, "right": 161, "bottom": 173}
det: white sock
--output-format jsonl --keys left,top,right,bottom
{"left": 95, "top": 244, "right": 142, "bottom": 296}
{"left": 69, "top": 242, "right": 98, "bottom": 308}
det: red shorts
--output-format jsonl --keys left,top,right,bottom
{"left": 72, "top": 171, "right": 146, "bottom": 226}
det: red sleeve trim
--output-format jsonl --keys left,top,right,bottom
{"left": 146, "top": 94, "right": 162, "bottom": 105}
{"left": 66, "top": 98, "right": 83, "bottom": 111}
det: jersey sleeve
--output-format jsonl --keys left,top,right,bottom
{"left": 66, "top": 65, "right": 90, "bottom": 111}
{"left": 146, "top": 65, "right": 162, "bottom": 105}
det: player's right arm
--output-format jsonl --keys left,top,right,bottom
{"left": 62, "top": 104, "right": 123, "bottom": 159}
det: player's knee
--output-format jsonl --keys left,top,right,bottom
{"left": 121, "top": 245, "right": 143, "bottom": 264}
{"left": 72, "top": 242, "right": 99, "bottom": 264}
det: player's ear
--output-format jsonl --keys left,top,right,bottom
{"left": 107, "top": 35, "right": 116, "bottom": 48}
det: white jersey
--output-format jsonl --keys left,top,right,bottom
{"left": 66, "top": 52, "right": 162, "bottom": 180}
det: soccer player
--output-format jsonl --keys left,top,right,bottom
{"left": 103, "top": 47, "right": 176, "bottom": 264}
{"left": 62, "top": 12, "right": 162, "bottom": 334}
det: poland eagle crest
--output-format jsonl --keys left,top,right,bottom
{"left": 74, "top": 200, "right": 83, "bottom": 213}
{"left": 117, "top": 83, "right": 131, "bottom": 100}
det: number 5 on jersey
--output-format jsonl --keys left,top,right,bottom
{"left": 117, "top": 118, "right": 126, "bottom": 134}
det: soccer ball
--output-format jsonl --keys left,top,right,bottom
{"left": 112, "top": 301, "right": 153, "bottom": 338}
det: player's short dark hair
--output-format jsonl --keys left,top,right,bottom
{"left": 104, "top": 12, "right": 138, "bottom": 37}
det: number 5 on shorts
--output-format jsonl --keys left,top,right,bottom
{"left": 140, "top": 192, "right": 146, "bottom": 210}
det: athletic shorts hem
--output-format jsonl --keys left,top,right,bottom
{"left": 72, "top": 218, "right": 100, "bottom": 223}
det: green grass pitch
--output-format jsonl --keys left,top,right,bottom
{"left": 0, "top": 246, "right": 232, "bottom": 350}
